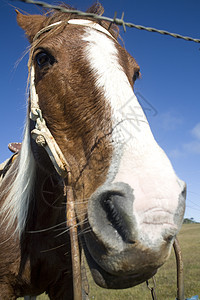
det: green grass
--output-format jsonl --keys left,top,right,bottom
{"left": 19, "top": 224, "right": 200, "bottom": 299}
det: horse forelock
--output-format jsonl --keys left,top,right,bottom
{"left": 42, "top": 3, "right": 119, "bottom": 40}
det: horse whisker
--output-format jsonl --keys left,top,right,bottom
{"left": 27, "top": 221, "right": 67, "bottom": 234}
{"left": 40, "top": 243, "right": 66, "bottom": 253}
{"left": 55, "top": 218, "right": 89, "bottom": 238}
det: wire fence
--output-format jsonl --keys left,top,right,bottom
{"left": 15, "top": 0, "right": 200, "bottom": 44}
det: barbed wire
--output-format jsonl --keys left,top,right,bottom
{"left": 16, "top": 0, "right": 200, "bottom": 44}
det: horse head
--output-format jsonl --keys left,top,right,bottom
{"left": 17, "top": 3, "right": 186, "bottom": 289}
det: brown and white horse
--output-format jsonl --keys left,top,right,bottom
{"left": 0, "top": 3, "right": 186, "bottom": 299}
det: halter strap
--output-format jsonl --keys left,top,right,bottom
{"left": 30, "top": 66, "right": 71, "bottom": 180}
{"left": 68, "top": 19, "right": 114, "bottom": 38}
{"left": 33, "top": 18, "right": 115, "bottom": 42}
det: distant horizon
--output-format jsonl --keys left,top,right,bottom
{"left": 183, "top": 217, "right": 200, "bottom": 224}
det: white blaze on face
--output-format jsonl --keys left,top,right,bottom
{"left": 82, "top": 27, "right": 185, "bottom": 244}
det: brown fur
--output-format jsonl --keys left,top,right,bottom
{"left": 0, "top": 3, "right": 140, "bottom": 299}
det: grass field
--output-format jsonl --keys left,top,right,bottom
{"left": 19, "top": 224, "right": 200, "bottom": 299}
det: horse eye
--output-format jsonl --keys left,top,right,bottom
{"left": 133, "top": 71, "right": 140, "bottom": 82}
{"left": 35, "top": 51, "right": 55, "bottom": 69}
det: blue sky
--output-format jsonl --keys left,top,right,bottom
{"left": 1, "top": 0, "right": 200, "bottom": 222}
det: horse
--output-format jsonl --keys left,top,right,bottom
{"left": 0, "top": 3, "right": 186, "bottom": 299}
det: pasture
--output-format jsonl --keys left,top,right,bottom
{"left": 19, "top": 223, "right": 200, "bottom": 300}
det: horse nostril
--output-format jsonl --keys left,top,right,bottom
{"left": 178, "top": 179, "right": 187, "bottom": 199}
{"left": 88, "top": 183, "right": 138, "bottom": 248}
{"left": 181, "top": 185, "right": 187, "bottom": 199}
{"left": 163, "top": 234, "right": 175, "bottom": 243}
{"left": 101, "top": 192, "right": 136, "bottom": 244}
{"left": 101, "top": 193, "right": 123, "bottom": 228}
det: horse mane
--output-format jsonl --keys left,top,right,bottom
{"left": 1, "top": 117, "right": 36, "bottom": 237}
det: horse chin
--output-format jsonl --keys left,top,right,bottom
{"left": 83, "top": 241, "right": 157, "bottom": 289}
{"left": 83, "top": 226, "right": 173, "bottom": 289}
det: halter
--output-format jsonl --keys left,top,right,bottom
{"left": 33, "top": 19, "right": 115, "bottom": 42}
{"left": 29, "top": 19, "right": 185, "bottom": 300}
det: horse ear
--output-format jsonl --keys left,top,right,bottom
{"left": 16, "top": 10, "right": 46, "bottom": 43}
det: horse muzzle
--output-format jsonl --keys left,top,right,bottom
{"left": 83, "top": 182, "right": 186, "bottom": 288}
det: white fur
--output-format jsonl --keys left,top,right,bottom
{"left": 1, "top": 118, "right": 36, "bottom": 236}
{"left": 82, "top": 28, "right": 185, "bottom": 246}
